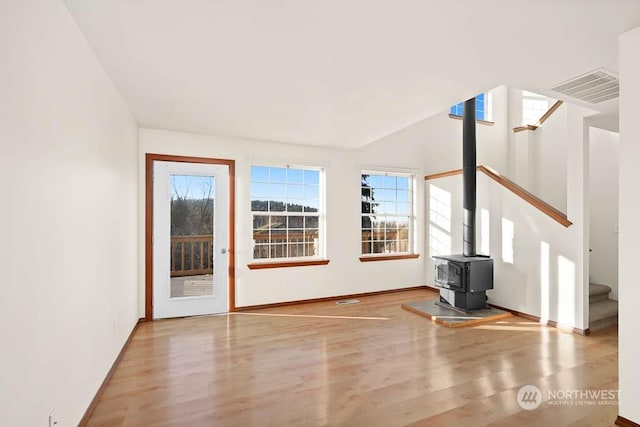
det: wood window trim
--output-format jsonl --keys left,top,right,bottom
{"left": 247, "top": 259, "right": 330, "bottom": 270}
{"left": 359, "top": 254, "right": 420, "bottom": 262}
{"left": 145, "top": 153, "right": 236, "bottom": 320}
{"left": 448, "top": 114, "right": 495, "bottom": 126}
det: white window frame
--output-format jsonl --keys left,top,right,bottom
{"left": 522, "top": 91, "right": 550, "bottom": 125}
{"left": 450, "top": 91, "right": 493, "bottom": 122}
{"left": 250, "top": 164, "right": 325, "bottom": 262}
{"left": 360, "top": 170, "right": 416, "bottom": 257}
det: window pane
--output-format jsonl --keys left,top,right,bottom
{"left": 370, "top": 175, "right": 384, "bottom": 188}
{"left": 269, "top": 200, "right": 286, "bottom": 212}
{"left": 383, "top": 176, "right": 397, "bottom": 189}
{"left": 270, "top": 243, "right": 287, "bottom": 259}
{"left": 397, "top": 202, "right": 410, "bottom": 215}
{"left": 251, "top": 166, "right": 269, "bottom": 182}
{"left": 304, "top": 199, "right": 319, "bottom": 213}
{"left": 305, "top": 216, "right": 319, "bottom": 229}
{"left": 270, "top": 216, "right": 286, "bottom": 229}
{"left": 304, "top": 228, "right": 319, "bottom": 241}
{"left": 288, "top": 184, "right": 304, "bottom": 199}
{"left": 304, "top": 184, "right": 319, "bottom": 199}
{"left": 304, "top": 229, "right": 319, "bottom": 256}
{"left": 269, "top": 183, "right": 286, "bottom": 199}
{"left": 362, "top": 186, "right": 373, "bottom": 202}
{"left": 372, "top": 216, "right": 385, "bottom": 230}
{"left": 251, "top": 165, "right": 324, "bottom": 260}
{"left": 379, "top": 202, "right": 396, "bottom": 214}
{"left": 451, "top": 103, "right": 463, "bottom": 116}
{"left": 288, "top": 243, "right": 305, "bottom": 258}
{"left": 269, "top": 167, "right": 287, "bottom": 183}
{"left": 361, "top": 173, "right": 413, "bottom": 254}
{"left": 251, "top": 182, "right": 268, "bottom": 199}
{"left": 377, "top": 188, "right": 396, "bottom": 202}
{"left": 450, "top": 93, "right": 486, "bottom": 120}
{"left": 371, "top": 241, "right": 385, "bottom": 254}
{"left": 397, "top": 177, "right": 409, "bottom": 190}
{"left": 398, "top": 228, "right": 409, "bottom": 240}
{"left": 253, "top": 215, "right": 269, "bottom": 230}
{"left": 253, "top": 244, "right": 270, "bottom": 259}
{"left": 251, "top": 199, "right": 268, "bottom": 212}
{"left": 304, "top": 170, "right": 319, "bottom": 185}
{"left": 287, "top": 199, "right": 304, "bottom": 212}
{"left": 288, "top": 230, "right": 305, "bottom": 257}
{"left": 288, "top": 168, "right": 304, "bottom": 184}
{"left": 288, "top": 216, "right": 304, "bottom": 228}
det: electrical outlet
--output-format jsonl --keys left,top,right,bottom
{"left": 49, "top": 409, "right": 59, "bottom": 427}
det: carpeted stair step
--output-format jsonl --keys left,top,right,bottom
{"left": 589, "top": 283, "right": 612, "bottom": 304}
{"left": 589, "top": 299, "right": 618, "bottom": 331}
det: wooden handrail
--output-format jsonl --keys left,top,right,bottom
{"left": 513, "top": 100, "right": 564, "bottom": 133}
{"left": 513, "top": 124, "right": 538, "bottom": 133}
{"left": 424, "top": 165, "right": 572, "bottom": 228}
{"left": 536, "top": 100, "right": 563, "bottom": 126}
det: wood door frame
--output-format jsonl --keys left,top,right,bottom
{"left": 145, "top": 153, "right": 236, "bottom": 320}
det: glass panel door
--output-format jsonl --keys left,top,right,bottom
{"left": 153, "top": 161, "right": 229, "bottom": 319}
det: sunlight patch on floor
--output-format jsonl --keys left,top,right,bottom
{"left": 232, "top": 312, "right": 389, "bottom": 321}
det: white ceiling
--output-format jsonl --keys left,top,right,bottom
{"left": 62, "top": 0, "right": 640, "bottom": 149}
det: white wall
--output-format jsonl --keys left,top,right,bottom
{"left": 138, "top": 129, "right": 427, "bottom": 310}
{"left": 426, "top": 171, "right": 587, "bottom": 330}
{"left": 507, "top": 89, "right": 569, "bottom": 213}
{"left": 0, "top": 1, "right": 139, "bottom": 426}
{"left": 588, "top": 127, "right": 619, "bottom": 300}
{"left": 137, "top": 87, "right": 510, "bottom": 312}
{"left": 618, "top": 25, "right": 640, "bottom": 425}
{"left": 424, "top": 97, "right": 593, "bottom": 330}
{"left": 533, "top": 104, "right": 569, "bottom": 213}
{"left": 373, "top": 85, "right": 510, "bottom": 177}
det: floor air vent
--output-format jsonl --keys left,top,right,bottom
{"left": 550, "top": 68, "right": 619, "bottom": 104}
{"left": 336, "top": 299, "right": 360, "bottom": 305}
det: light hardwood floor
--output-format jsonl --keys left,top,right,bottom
{"left": 86, "top": 289, "right": 619, "bottom": 426}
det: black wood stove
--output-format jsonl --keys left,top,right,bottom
{"left": 433, "top": 97, "right": 494, "bottom": 312}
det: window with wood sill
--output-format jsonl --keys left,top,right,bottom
{"left": 361, "top": 171, "right": 417, "bottom": 258}
{"left": 250, "top": 164, "right": 325, "bottom": 263}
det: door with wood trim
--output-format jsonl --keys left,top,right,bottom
{"left": 152, "top": 161, "right": 229, "bottom": 319}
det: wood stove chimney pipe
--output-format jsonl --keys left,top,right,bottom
{"left": 462, "top": 97, "right": 477, "bottom": 257}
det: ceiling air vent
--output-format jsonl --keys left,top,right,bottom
{"left": 550, "top": 69, "right": 619, "bottom": 104}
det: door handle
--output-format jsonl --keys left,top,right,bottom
{"left": 220, "top": 248, "right": 227, "bottom": 254}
